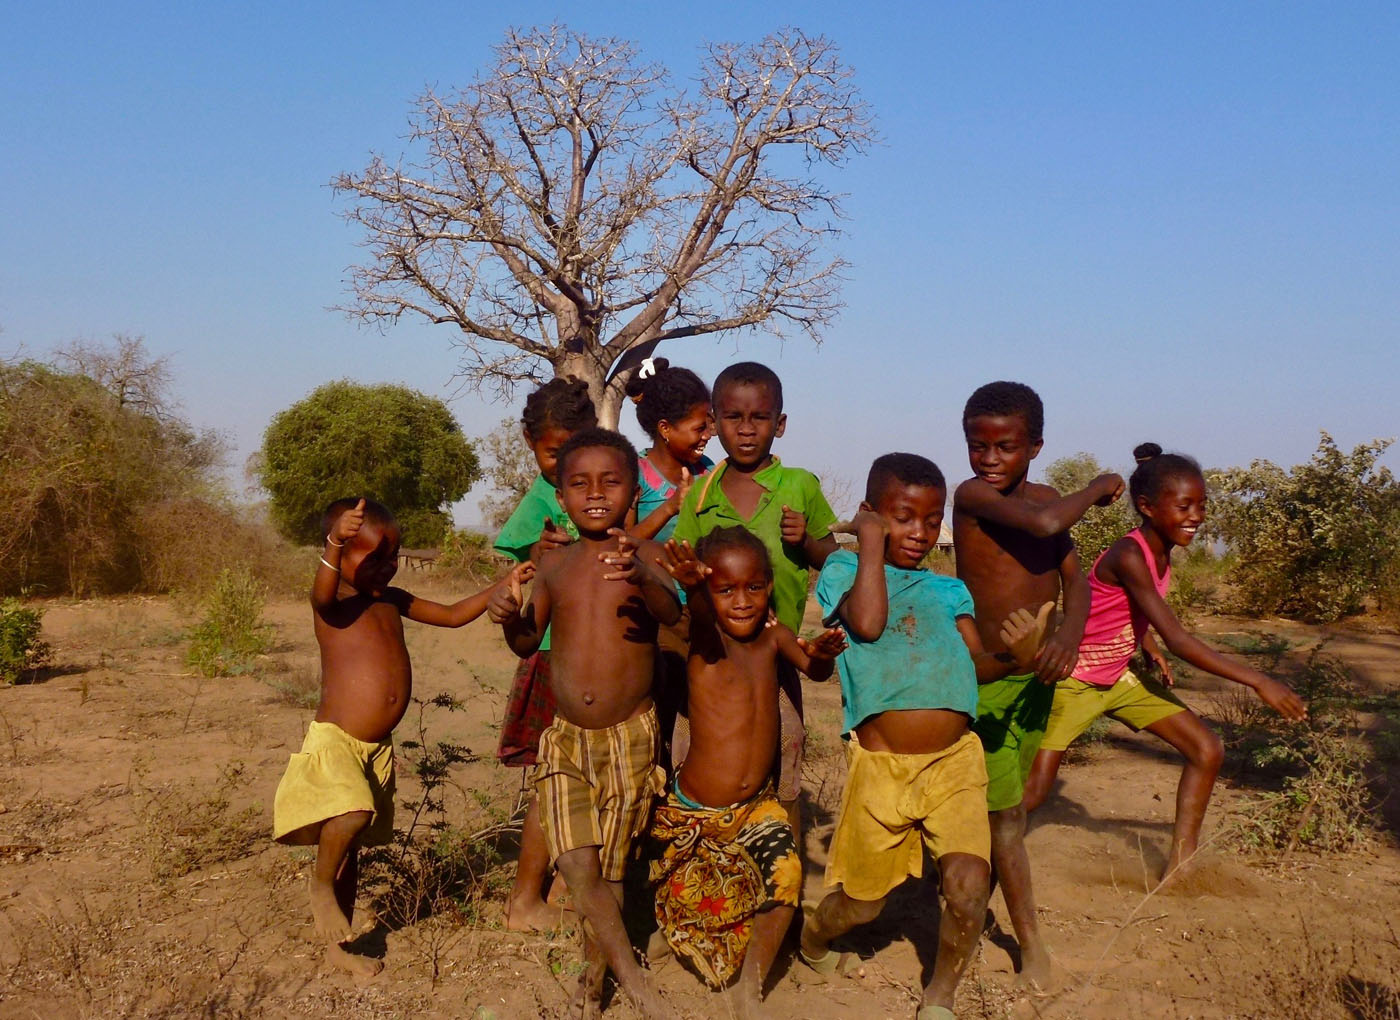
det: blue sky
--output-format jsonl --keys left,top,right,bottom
{"left": 3, "top": 2, "right": 1396, "bottom": 520}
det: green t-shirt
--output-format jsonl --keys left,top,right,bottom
{"left": 493, "top": 474, "right": 577, "bottom": 652}
{"left": 672, "top": 457, "right": 837, "bottom": 634}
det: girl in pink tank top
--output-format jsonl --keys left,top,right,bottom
{"left": 1022, "top": 444, "right": 1307, "bottom": 882}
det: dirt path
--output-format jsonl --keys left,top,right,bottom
{"left": 1, "top": 594, "right": 1396, "bottom": 1018}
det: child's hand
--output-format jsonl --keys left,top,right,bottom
{"left": 1257, "top": 677, "right": 1308, "bottom": 721}
{"left": 799, "top": 627, "right": 848, "bottom": 660}
{"left": 1033, "top": 617, "right": 1079, "bottom": 684}
{"left": 659, "top": 539, "right": 711, "bottom": 588}
{"left": 600, "top": 528, "right": 643, "bottom": 582}
{"left": 662, "top": 466, "right": 693, "bottom": 516}
{"left": 1145, "top": 646, "right": 1175, "bottom": 687}
{"left": 832, "top": 510, "right": 888, "bottom": 542}
{"left": 1001, "top": 602, "right": 1054, "bottom": 672}
{"left": 487, "top": 573, "right": 523, "bottom": 623}
{"left": 331, "top": 498, "right": 366, "bottom": 545}
{"left": 780, "top": 505, "right": 808, "bottom": 546}
{"left": 1093, "top": 473, "right": 1126, "bottom": 507}
{"left": 538, "top": 517, "right": 573, "bottom": 553}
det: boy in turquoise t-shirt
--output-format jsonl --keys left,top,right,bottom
{"left": 805, "top": 453, "right": 1044, "bottom": 1020}
{"left": 672, "top": 361, "right": 837, "bottom": 840}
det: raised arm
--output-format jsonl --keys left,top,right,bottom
{"left": 775, "top": 623, "right": 845, "bottom": 683}
{"left": 1106, "top": 543, "right": 1307, "bottom": 720}
{"left": 953, "top": 474, "right": 1124, "bottom": 539}
{"left": 828, "top": 511, "right": 890, "bottom": 642}
{"left": 311, "top": 498, "right": 364, "bottom": 616}
{"left": 629, "top": 467, "right": 692, "bottom": 541}
{"left": 402, "top": 562, "right": 536, "bottom": 628}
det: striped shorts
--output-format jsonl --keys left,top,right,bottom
{"left": 534, "top": 704, "right": 666, "bottom": 881}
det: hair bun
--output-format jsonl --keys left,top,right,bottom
{"left": 623, "top": 357, "right": 671, "bottom": 400}
{"left": 1133, "top": 442, "right": 1162, "bottom": 464}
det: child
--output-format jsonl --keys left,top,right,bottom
{"left": 624, "top": 356, "right": 715, "bottom": 770}
{"left": 953, "top": 379, "right": 1124, "bottom": 988}
{"left": 488, "top": 428, "right": 682, "bottom": 1019}
{"left": 273, "top": 497, "right": 531, "bottom": 976}
{"left": 624, "top": 356, "right": 715, "bottom": 542}
{"left": 1023, "top": 443, "right": 1307, "bottom": 880}
{"left": 649, "top": 528, "right": 845, "bottom": 1016}
{"left": 672, "top": 361, "right": 838, "bottom": 842}
{"left": 493, "top": 376, "right": 597, "bottom": 931}
{"left": 805, "top": 454, "right": 1046, "bottom": 1020}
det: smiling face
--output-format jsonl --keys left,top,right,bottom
{"left": 714, "top": 381, "right": 786, "bottom": 471}
{"left": 963, "top": 413, "right": 1042, "bottom": 493}
{"left": 556, "top": 444, "right": 637, "bottom": 537}
{"left": 341, "top": 518, "right": 401, "bottom": 595}
{"left": 868, "top": 480, "right": 946, "bottom": 569}
{"left": 702, "top": 545, "right": 773, "bottom": 640}
{"left": 525, "top": 424, "right": 575, "bottom": 486}
{"left": 659, "top": 401, "right": 714, "bottom": 466}
{"left": 1139, "top": 472, "right": 1207, "bottom": 548}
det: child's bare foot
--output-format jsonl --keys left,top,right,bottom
{"left": 504, "top": 894, "right": 563, "bottom": 932}
{"left": 546, "top": 872, "right": 570, "bottom": 906}
{"left": 622, "top": 978, "right": 679, "bottom": 1020}
{"left": 569, "top": 976, "right": 602, "bottom": 1020}
{"left": 729, "top": 982, "right": 763, "bottom": 1019}
{"left": 1015, "top": 942, "right": 1053, "bottom": 992}
{"left": 326, "top": 943, "right": 383, "bottom": 978}
{"left": 310, "top": 877, "right": 352, "bottom": 942}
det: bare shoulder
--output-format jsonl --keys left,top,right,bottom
{"left": 952, "top": 477, "right": 989, "bottom": 509}
{"left": 1023, "top": 481, "right": 1061, "bottom": 502}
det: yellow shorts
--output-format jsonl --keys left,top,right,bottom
{"left": 534, "top": 705, "right": 666, "bottom": 882}
{"left": 273, "top": 721, "right": 395, "bottom": 847}
{"left": 1039, "top": 670, "right": 1187, "bottom": 752}
{"left": 825, "top": 731, "right": 990, "bottom": 902}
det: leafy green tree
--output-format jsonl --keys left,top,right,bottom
{"left": 1043, "top": 452, "right": 1137, "bottom": 565}
{"left": 1207, "top": 433, "right": 1400, "bottom": 622}
{"left": 256, "top": 381, "right": 480, "bottom": 546}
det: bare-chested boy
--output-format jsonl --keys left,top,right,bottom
{"left": 488, "top": 428, "right": 681, "bottom": 1020}
{"left": 273, "top": 497, "right": 531, "bottom": 976}
{"left": 649, "top": 527, "right": 845, "bottom": 1017}
{"left": 953, "top": 382, "right": 1123, "bottom": 988}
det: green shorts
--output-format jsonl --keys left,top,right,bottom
{"left": 972, "top": 673, "right": 1054, "bottom": 813}
{"left": 1039, "top": 670, "right": 1187, "bottom": 752}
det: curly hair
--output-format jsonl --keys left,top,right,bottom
{"left": 1128, "top": 442, "right": 1203, "bottom": 507}
{"left": 713, "top": 361, "right": 784, "bottom": 412}
{"left": 962, "top": 381, "right": 1044, "bottom": 442}
{"left": 694, "top": 525, "right": 773, "bottom": 580}
{"left": 865, "top": 453, "right": 946, "bottom": 505}
{"left": 623, "top": 358, "right": 711, "bottom": 440}
{"left": 521, "top": 376, "right": 597, "bottom": 440}
{"left": 553, "top": 428, "right": 640, "bottom": 491}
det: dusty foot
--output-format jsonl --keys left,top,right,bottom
{"left": 569, "top": 976, "right": 602, "bottom": 1020}
{"left": 310, "top": 877, "right": 352, "bottom": 942}
{"left": 546, "top": 872, "right": 570, "bottom": 906}
{"left": 1159, "top": 851, "right": 1199, "bottom": 890}
{"left": 1015, "top": 942, "right": 1054, "bottom": 993}
{"left": 728, "top": 982, "right": 763, "bottom": 1019}
{"left": 645, "top": 928, "right": 673, "bottom": 968}
{"left": 504, "top": 894, "right": 564, "bottom": 932}
{"left": 326, "top": 943, "right": 383, "bottom": 978}
{"left": 621, "top": 975, "right": 680, "bottom": 1020}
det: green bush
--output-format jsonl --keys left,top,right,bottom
{"left": 0, "top": 599, "right": 52, "bottom": 684}
{"left": 256, "top": 381, "right": 481, "bottom": 546}
{"left": 186, "top": 569, "right": 273, "bottom": 677}
{"left": 1207, "top": 433, "right": 1400, "bottom": 623}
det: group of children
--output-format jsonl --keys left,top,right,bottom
{"left": 271, "top": 362, "right": 1307, "bottom": 1018}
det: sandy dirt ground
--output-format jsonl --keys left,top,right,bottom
{"left": 1, "top": 585, "right": 1397, "bottom": 1019}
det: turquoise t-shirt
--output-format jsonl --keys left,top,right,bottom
{"left": 815, "top": 549, "right": 979, "bottom": 734}
{"left": 636, "top": 452, "right": 715, "bottom": 542}
{"left": 493, "top": 474, "right": 578, "bottom": 652}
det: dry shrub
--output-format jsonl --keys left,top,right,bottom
{"left": 136, "top": 761, "right": 264, "bottom": 883}
{"left": 262, "top": 664, "right": 320, "bottom": 709}
{"left": 133, "top": 497, "right": 307, "bottom": 598}
{"left": 435, "top": 528, "right": 506, "bottom": 585}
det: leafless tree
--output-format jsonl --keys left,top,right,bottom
{"left": 334, "top": 25, "right": 874, "bottom": 426}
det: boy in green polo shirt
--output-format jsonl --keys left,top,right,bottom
{"left": 672, "top": 361, "right": 838, "bottom": 845}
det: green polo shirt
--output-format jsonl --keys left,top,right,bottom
{"left": 493, "top": 474, "right": 578, "bottom": 652}
{"left": 672, "top": 457, "right": 837, "bottom": 634}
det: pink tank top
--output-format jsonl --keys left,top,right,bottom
{"left": 1073, "top": 529, "right": 1170, "bottom": 688}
